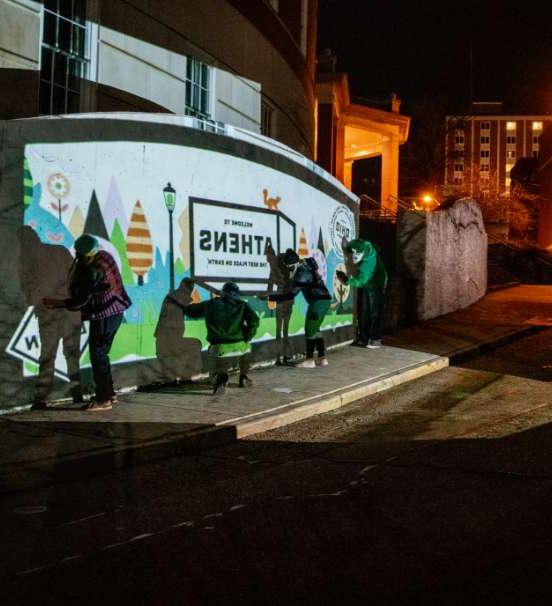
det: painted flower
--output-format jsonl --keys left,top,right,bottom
{"left": 47, "top": 173, "right": 70, "bottom": 199}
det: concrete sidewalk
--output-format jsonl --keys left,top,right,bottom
{"left": 1, "top": 284, "right": 550, "bottom": 493}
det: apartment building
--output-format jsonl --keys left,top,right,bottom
{"left": 444, "top": 102, "right": 552, "bottom": 197}
{"left": 0, "top": 0, "right": 318, "bottom": 157}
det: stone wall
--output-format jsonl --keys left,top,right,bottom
{"left": 397, "top": 198, "right": 487, "bottom": 321}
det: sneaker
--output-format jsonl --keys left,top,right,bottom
{"left": 315, "top": 357, "right": 328, "bottom": 367}
{"left": 350, "top": 341, "right": 367, "bottom": 348}
{"left": 295, "top": 358, "right": 317, "bottom": 369}
{"left": 366, "top": 340, "right": 383, "bottom": 349}
{"left": 239, "top": 374, "right": 253, "bottom": 388}
{"left": 31, "top": 400, "right": 48, "bottom": 411}
{"left": 110, "top": 395, "right": 119, "bottom": 405}
{"left": 84, "top": 399, "right": 112, "bottom": 412}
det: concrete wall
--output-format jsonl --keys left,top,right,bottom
{"left": 0, "top": 0, "right": 41, "bottom": 118}
{"left": 213, "top": 69, "right": 261, "bottom": 132}
{"left": 397, "top": 199, "right": 487, "bottom": 321}
{"left": 0, "top": 0, "right": 41, "bottom": 69}
{"left": 0, "top": 114, "right": 357, "bottom": 409}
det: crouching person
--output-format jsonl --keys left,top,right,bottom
{"left": 182, "top": 282, "right": 259, "bottom": 395}
{"left": 260, "top": 249, "right": 331, "bottom": 368}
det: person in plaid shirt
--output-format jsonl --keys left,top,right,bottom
{"left": 44, "top": 233, "right": 132, "bottom": 411}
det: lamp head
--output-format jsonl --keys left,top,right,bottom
{"left": 163, "top": 182, "right": 176, "bottom": 212}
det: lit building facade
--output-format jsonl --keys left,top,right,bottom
{"left": 444, "top": 104, "right": 552, "bottom": 198}
{"left": 0, "top": 0, "right": 318, "bottom": 157}
{"left": 316, "top": 72, "right": 410, "bottom": 213}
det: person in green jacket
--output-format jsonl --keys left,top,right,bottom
{"left": 182, "top": 281, "right": 259, "bottom": 395}
{"left": 337, "top": 238, "right": 388, "bottom": 349}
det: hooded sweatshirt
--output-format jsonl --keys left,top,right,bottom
{"left": 268, "top": 258, "right": 331, "bottom": 304}
{"left": 182, "top": 293, "right": 259, "bottom": 344}
{"left": 344, "top": 239, "right": 388, "bottom": 290}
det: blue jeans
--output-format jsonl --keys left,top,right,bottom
{"left": 89, "top": 313, "right": 123, "bottom": 401}
{"left": 358, "top": 287, "right": 384, "bottom": 343}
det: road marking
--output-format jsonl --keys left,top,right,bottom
{"left": 66, "top": 512, "right": 106, "bottom": 525}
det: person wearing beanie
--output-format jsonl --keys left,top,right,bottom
{"left": 260, "top": 249, "right": 332, "bottom": 368}
{"left": 337, "top": 238, "right": 388, "bottom": 348}
{"left": 181, "top": 281, "right": 259, "bottom": 395}
{"left": 43, "top": 233, "right": 132, "bottom": 411}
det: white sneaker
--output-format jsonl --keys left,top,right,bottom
{"left": 295, "top": 358, "right": 317, "bottom": 369}
{"left": 366, "top": 340, "right": 382, "bottom": 349}
{"left": 316, "top": 357, "right": 328, "bottom": 367}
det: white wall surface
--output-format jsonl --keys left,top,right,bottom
{"left": 0, "top": 0, "right": 41, "bottom": 69}
{"left": 213, "top": 68, "right": 261, "bottom": 133}
{"left": 96, "top": 26, "right": 261, "bottom": 130}
{"left": 96, "top": 26, "right": 188, "bottom": 113}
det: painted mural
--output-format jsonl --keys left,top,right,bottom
{"left": 10, "top": 142, "right": 356, "bottom": 379}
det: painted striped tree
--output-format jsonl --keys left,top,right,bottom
{"left": 298, "top": 227, "right": 309, "bottom": 258}
{"left": 127, "top": 200, "right": 153, "bottom": 286}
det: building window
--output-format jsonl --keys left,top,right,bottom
{"left": 506, "top": 136, "right": 516, "bottom": 145}
{"left": 506, "top": 150, "right": 516, "bottom": 159}
{"left": 506, "top": 121, "right": 517, "bottom": 131}
{"left": 533, "top": 121, "right": 543, "bottom": 131}
{"left": 453, "top": 177, "right": 463, "bottom": 185}
{"left": 39, "top": 0, "right": 89, "bottom": 115}
{"left": 454, "top": 150, "right": 464, "bottom": 159}
{"left": 454, "top": 164, "right": 464, "bottom": 172}
{"left": 480, "top": 150, "right": 490, "bottom": 158}
{"left": 454, "top": 135, "right": 464, "bottom": 145}
{"left": 480, "top": 136, "right": 490, "bottom": 145}
{"left": 533, "top": 135, "right": 540, "bottom": 144}
{"left": 532, "top": 150, "right": 540, "bottom": 159}
{"left": 185, "top": 57, "right": 210, "bottom": 119}
{"left": 480, "top": 121, "right": 490, "bottom": 130}
{"left": 480, "top": 164, "right": 489, "bottom": 172}
{"left": 261, "top": 100, "right": 273, "bottom": 137}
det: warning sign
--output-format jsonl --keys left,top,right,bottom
{"left": 5, "top": 306, "right": 89, "bottom": 381}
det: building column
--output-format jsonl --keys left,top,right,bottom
{"left": 381, "top": 135, "right": 399, "bottom": 212}
{"left": 334, "top": 122, "right": 345, "bottom": 183}
{"left": 343, "top": 160, "right": 353, "bottom": 190}
{"left": 316, "top": 103, "right": 334, "bottom": 174}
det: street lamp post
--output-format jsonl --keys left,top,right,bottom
{"left": 163, "top": 182, "right": 176, "bottom": 291}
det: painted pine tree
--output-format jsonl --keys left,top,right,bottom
{"left": 83, "top": 189, "right": 109, "bottom": 240}
{"left": 110, "top": 219, "right": 134, "bottom": 285}
{"left": 127, "top": 200, "right": 153, "bottom": 286}
{"left": 23, "top": 159, "right": 33, "bottom": 208}
{"left": 298, "top": 227, "right": 309, "bottom": 258}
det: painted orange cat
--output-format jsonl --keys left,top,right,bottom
{"left": 262, "top": 188, "right": 281, "bottom": 210}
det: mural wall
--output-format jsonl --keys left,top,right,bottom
{"left": 0, "top": 117, "right": 358, "bottom": 407}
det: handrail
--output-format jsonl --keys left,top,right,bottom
{"left": 359, "top": 195, "right": 398, "bottom": 222}
{"left": 487, "top": 233, "right": 552, "bottom": 268}
{"left": 387, "top": 194, "right": 413, "bottom": 212}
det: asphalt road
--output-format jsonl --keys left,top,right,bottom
{"left": 3, "top": 329, "right": 552, "bottom": 605}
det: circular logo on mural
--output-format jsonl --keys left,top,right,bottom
{"left": 329, "top": 206, "right": 355, "bottom": 257}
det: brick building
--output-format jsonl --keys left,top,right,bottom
{"left": 444, "top": 102, "right": 552, "bottom": 198}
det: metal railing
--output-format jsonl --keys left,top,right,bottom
{"left": 359, "top": 195, "right": 398, "bottom": 222}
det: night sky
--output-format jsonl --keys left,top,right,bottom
{"left": 318, "top": 1, "right": 552, "bottom": 115}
